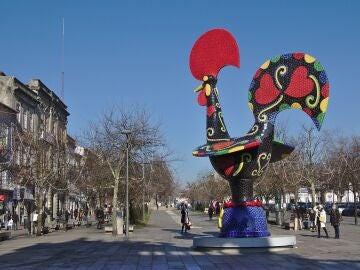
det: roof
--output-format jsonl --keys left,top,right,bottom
{"left": 27, "top": 79, "right": 69, "bottom": 116}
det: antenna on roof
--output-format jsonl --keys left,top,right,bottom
{"left": 61, "top": 17, "right": 65, "bottom": 101}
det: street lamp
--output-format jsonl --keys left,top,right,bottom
{"left": 142, "top": 163, "right": 145, "bottom": 222}
{"left": 121, "top": 129, "right": 131, "bottom": 239}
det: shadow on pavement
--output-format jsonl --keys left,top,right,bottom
{"left": 162, "top": 228, "right": 205, "bottom": 239}
{"left": 0, "top": 235, "right": 359, "bottom": 269}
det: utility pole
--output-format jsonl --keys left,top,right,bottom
{"left": 121, "top": 130, "right": 131, "bottom": 239}
{"left": 61, "top": 17, "right": 65, "bottom": 101}
{"left": 142, "top": 163, "right": 145, "bottom": 222}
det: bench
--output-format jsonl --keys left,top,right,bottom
{"left": 0, "top": 231, "right": 11, "bottom": 241}
{"left": 104, "top": 226, "right": 113, "bottom": 232}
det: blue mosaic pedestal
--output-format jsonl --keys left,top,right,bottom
{"left": 219, "top": 206, "right": 270, "bottom": 238}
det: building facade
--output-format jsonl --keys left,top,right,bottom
{"left": 0, "top": 71, "right": 74, "bottom": 229}
{"left": 0, "top": 101, "right": 17, "bottom": 214}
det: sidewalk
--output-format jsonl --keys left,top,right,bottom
{"left": 0, "top": 208, "right": 359, "bottom": 269}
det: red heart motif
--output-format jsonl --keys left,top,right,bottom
{"left": 207, "top": 105, "right": 216, "bottom": 117}
{"left": 254, "top": 73, "right": 280, "bottom": 105}
{"left": 284, "top": 66, "right": 314, "bottom": 98}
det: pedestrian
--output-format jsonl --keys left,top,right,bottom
{"left": 56, "top": 209, "right": 62, "bottom": 229}
{"left": 42, "top": 211, "right": 48, "bottom": 234}
{"left": 180, "top": 204, "right": 189, "bottom": 234}
{"left": 4, "top": 211, "right": 9, "bottom": 231}
{"left": 33, "top": 211, "right": 38, "bottom": 234}
{"left": 315, "top": 205, "right": 329, "bottom": 238}
{"left": 208, "top": 205, "right": 214, "bottom": 220}
{"left": 65, "top": 209, "right": 70, "bottom": 231}
{"left": 79, "top": 209, "right": 83, "bottom": 222}
{"left": 215, "top": 202, "right": 220, "bottom": 215}
{"left": 7, "top": 216, "right": 13, "bottom": 230}
{"left": 12, "top": 212, "right": 19, "bottom": 230}
{"left": 330, "top": 203, "right": 342, "bottom": 239}
{"left": 96, "top": 207, "right": 104, "bottom": 229}
{"left": 309, "top": 208, "right": 316, "bottom": 232}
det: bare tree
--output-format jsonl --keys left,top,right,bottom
{"left": 83, "top": 107, "right": 170, "bottom": 235}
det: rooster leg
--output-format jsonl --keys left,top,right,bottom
{"left": 229, "top": 179, "right": 253, "bottom": 202}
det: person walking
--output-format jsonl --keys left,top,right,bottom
{"left": 96, "top": 207, "right": 104, "bottom": 229}
{"left": 330, "top": 203, "right": 342, "bottom": 239}
{"left": 316, "top": 205, "right": 329, "bottom": 238}
{"left": 208, "top": 205, "right": 214, "bottom": 221}
{"left": 180, "top": 203, "right": 189, "bottom": 234}
{"left": 56, "top": 209, "right": 62, "bottom": 230}
{"left": 4, "top": 211, "right": 9, "bottom": 230}
{"left": 12, "top": 212, "right": 19, "bottom": 230}
{"left": 64, "top": 209, "right": 70, "bottom": 231}
{"left": 309, "top": 208, "right": 316, "bottom": 232}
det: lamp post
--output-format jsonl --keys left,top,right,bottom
{"left": 142, "top": 163, "right": 145, "bottom": 222}
{"left": 121, "top": 130, "right": 131, "bottom": 239}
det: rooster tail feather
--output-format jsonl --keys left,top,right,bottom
{"left": 248, "top": 53, "right": 329, "bottom": 130}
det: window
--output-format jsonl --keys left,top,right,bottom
{"left": 16, "top": 102, "right": 21, "bottom": 123}
{"left": 29, "top": 113, "right": 33, "bottom": 132}
{"left": 22, "top": 110, "right": 28, "bottom": 130}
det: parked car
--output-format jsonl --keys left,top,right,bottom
{"left": 296, "top": 202, "right": 312, "bottom": 213}
{"left": 286, "top": 203, "right": 295, "bottom": 211}
{"left": 337, "top": 203, "right": 348, "bottom": 214}
{"left": 341, "top": 204, "right": 360, "bottom": 217}
{"left": 324, "top": 202, "right": 333, "bottom": 214}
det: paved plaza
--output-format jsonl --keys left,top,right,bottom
{"left": 0, "top": 209, "right": 360, "bottom": 269}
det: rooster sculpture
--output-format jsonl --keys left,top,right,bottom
{"left": 190, "top": 29, "right": 329, "bottom": 237}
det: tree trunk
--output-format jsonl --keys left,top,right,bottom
{"left": 112, "top": 176, "right": 119, "bottom": 236}
{"left": 36, "top": 189, "right": 43, "bottom": 236}
{"left": 354, "top": 185, "right": 358, "bottom": 225}
{"left": 310, "top": 181, "right": 316, "bottom": 206}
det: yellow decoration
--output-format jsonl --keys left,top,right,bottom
{"left": 320, "top": 97, "right": 329, "bottom": 112}
{"left": 228, "top": 145, "right": 245, "bottom": 153}
{"left": 194, "top": 84, "right": 203, "bottom": 92}
{"left": 218, "top": 207, "right": 224, "bottom": 229}
{"left": 203, "top": 76, "right": 209, "bottom": 81}
{"left": 304, "top": 54, "right": 316, "bottom": 63}
{"left": 192, "top": 151, "right": 198, "bottom": 156}
{"left": 291, "top": 102, "right": 302, "bottom": 109}
{"left": 260, "top": 60, "right": 270, "bottom": 69}
{"left": 205, "top": 84, "right": 211, "bottom": 96}
{"left": 248, "top": 102, "right": 254, "bottom": 112}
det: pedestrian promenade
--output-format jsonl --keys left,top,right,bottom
{"left": 0, "top": 208, "right": 359, "bottom": 269}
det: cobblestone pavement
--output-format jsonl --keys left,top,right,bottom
{"left": 0, "top": 208, "right": 359, "bottom": 269}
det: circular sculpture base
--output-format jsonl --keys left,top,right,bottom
{"left": 193, "top": 235, "right": 296, "bottom": 249}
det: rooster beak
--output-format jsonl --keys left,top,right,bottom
{"left": 194, "top": 76, "right": 209, "bottom": 93}
{"left": 194, "top": 84, "right": 203, "bottom": 93}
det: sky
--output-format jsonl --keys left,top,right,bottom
{"left": 0, "top": 1, "right": 359, "bottom": 185}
